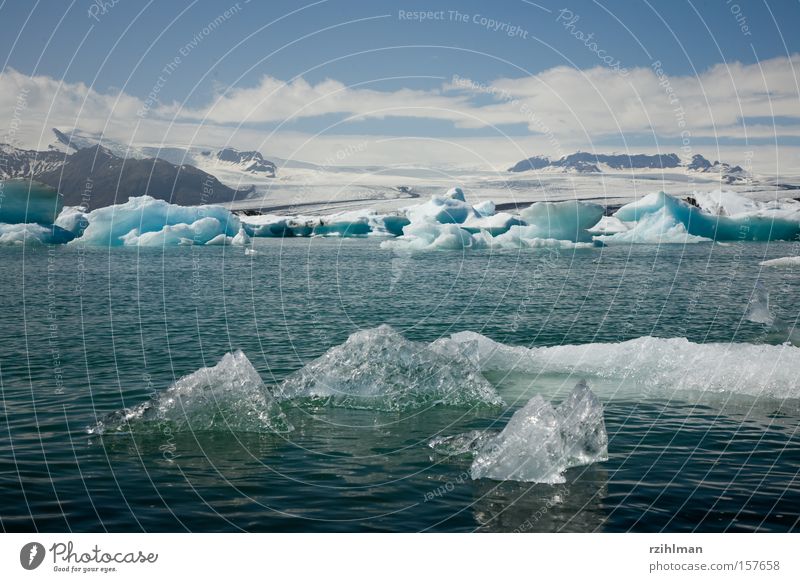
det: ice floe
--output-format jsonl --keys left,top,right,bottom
{"left": 437, "top": 330, "right": 800, "bottom": 400}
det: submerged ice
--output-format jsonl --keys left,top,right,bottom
{"left": 88, "top": 350, "right": 292, "bottom": 434}
{"left": 431, "top": 381, "right": 608, "bottom": 484}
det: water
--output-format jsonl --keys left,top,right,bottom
{"left": 1, "top": 239, "right": 798, "bottom": 532}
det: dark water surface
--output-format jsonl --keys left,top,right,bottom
{"left": 1, "top": 239, "right": 798, "bottom": 531}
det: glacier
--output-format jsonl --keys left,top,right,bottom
{"left": 276, "top": 324, "right": 504, "bottom": 411}
{"left": 88, "top": 350, "right": 292, "bottom": 435}
{"left": 430, "top": 381, "right": 608, "bottom": 484}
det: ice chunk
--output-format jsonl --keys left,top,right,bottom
{"left": 119, "top": 217, "right": 228, "bottom": 246}
{"left": 276, "top": 325, "right": 504, "bottom": 411}
{"left": 54, "top": 205, "right": 89, "bottom": 237}
{"left": 0, "top": 223, "right": 74, "bottom": 245}
{"left": 380, "top": 222, "right": 477, "bottom": 251}
{"left": 595, "top": 207, "right": 712, "bottom": 245}
{"left": 487, "top": 226, "right": 597, "bottom": 249}
{"left": 461, "top": 212, "right": 523, "bottom": 235}
{"left": 404, "top": 194, "right": 473, "bottom": 224}
{"left": 472, "top": 200, "right": 495, "bottom": 217}
{"left": 0, "top": 180, "right": 63, "bottom": 224}
{"left": 88, "top": 350, "right": 292, "bottom": 435}
{"left": 587, "top": 215, "right": 629, "bottom": 235}
{"left": 519, "top": 201, "right": 604, "bottom": 242}
{"left": 761, "top": 256, "right": 800, "bottom": 268}
{"left": 440, "top": 331, "right": 800, "bottom": 400}
{"left": 446, "top": 186, "right": 466, "bottom": 202}
{"left": 244, "top": 247, "right": 258, "bottom": 256}
{"left": 75, "top": 195, "right": 241, "bottom": 246}
{"left": 231, "top": 227, "right": 250, "bottom": 246}
{"left": 435, "top": 381, "right": 608, "bottom": 484}
{"left": 746, "top": 282, "right": 774, "bottom": 326}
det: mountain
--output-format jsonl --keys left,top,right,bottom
{"left": 509, "top": 152, "right": 681, "bottom": 173}
{"left": 508, "top": 151, "right": 748, "bottom": 183}
{"left": 0, "top": 144, "right": 66, "bottom": 178}
{"left": 211, "top": 148, "right": 276, "bottom": 176}
{"left": 3, "top": 144, "right": 253, "bottom": 208}
{"left": 52, "top": 128, "right": 277, "bottom": 177}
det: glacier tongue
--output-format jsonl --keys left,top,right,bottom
{"left": 88, "top": 350, "right": 292, "bottom": 435}
{"left": 431, "top": 381, "right": 608, "bottom": 484}
{"left": 276, "top": 324, "right": 504, "bottom": 411}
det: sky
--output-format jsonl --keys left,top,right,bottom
{"left": 1, "top": 0, "right": 799, "bottom": 169}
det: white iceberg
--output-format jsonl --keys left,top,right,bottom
{"left": 88, "top": 350, "right": 292, "bottom": 434}
{"left": 276, "top": 324, "right": 504, "bottom": 411}
{"left": 73, "top": 195, "right": 241, "bottom": 246}
{"left": 595, "top": 207, "right": 712, "bottom": 245}
{"left": 611, "top": 191, "right": 800, "bottom": 241}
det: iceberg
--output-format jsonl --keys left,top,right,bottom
{"left": 404, "top": 194, "right": 473, "bottom": 225}
{"left": 0, "top": 180, "right": 63, "bottom": 224}
{"left": 72, "top": 195, "right": 241, "bottom": 246}
{"left": 612, "top": 191, "right": 800, "bottom": 241}
{"left": 594, "top": 207, "right": 712, "bottom": 245}
{"left": 438, "top": 330, "right": 800, "bottom": 400}
{"left": 276, "top": 325, "right": 504, "bottom": 411}
{"left": 431, "top": 381, "right": 608, "bottom": 484}
{"left": 88, "top": 350, "right": 292, "bottom": 435}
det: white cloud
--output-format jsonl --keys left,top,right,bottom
{"left": 1, "top": 54, "right": 798, "bottom": 169}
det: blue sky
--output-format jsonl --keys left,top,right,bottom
{"left": 2, "top": 0, "right": 797, "bottom": 101}
{"left": 1, "top": 0, "right": 798, "bottom": 164}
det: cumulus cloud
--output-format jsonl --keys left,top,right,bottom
{"left": 1, "top": 54, "right": 798, "bottom": 164}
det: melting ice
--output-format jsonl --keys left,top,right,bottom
{"left": 431, "top": 381, "right": 608, "bottom": 484}
{"left": 88, "top": 350, "right": 292, "bottom": 435}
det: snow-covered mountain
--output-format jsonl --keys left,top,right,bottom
{"left": 1, "top": 141, "right": 252, "bottom": 208}
{"left": 52, "top": 128, "right": 277, "bottom": 177}
{"left": 207, "top": 148, "right": 276, "bottom": 176}
{"left": 0, "top": 143, "right": 66, "bottom": 178}
{"left": 508, "top": 152, "right": 749, "bottom": 183}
